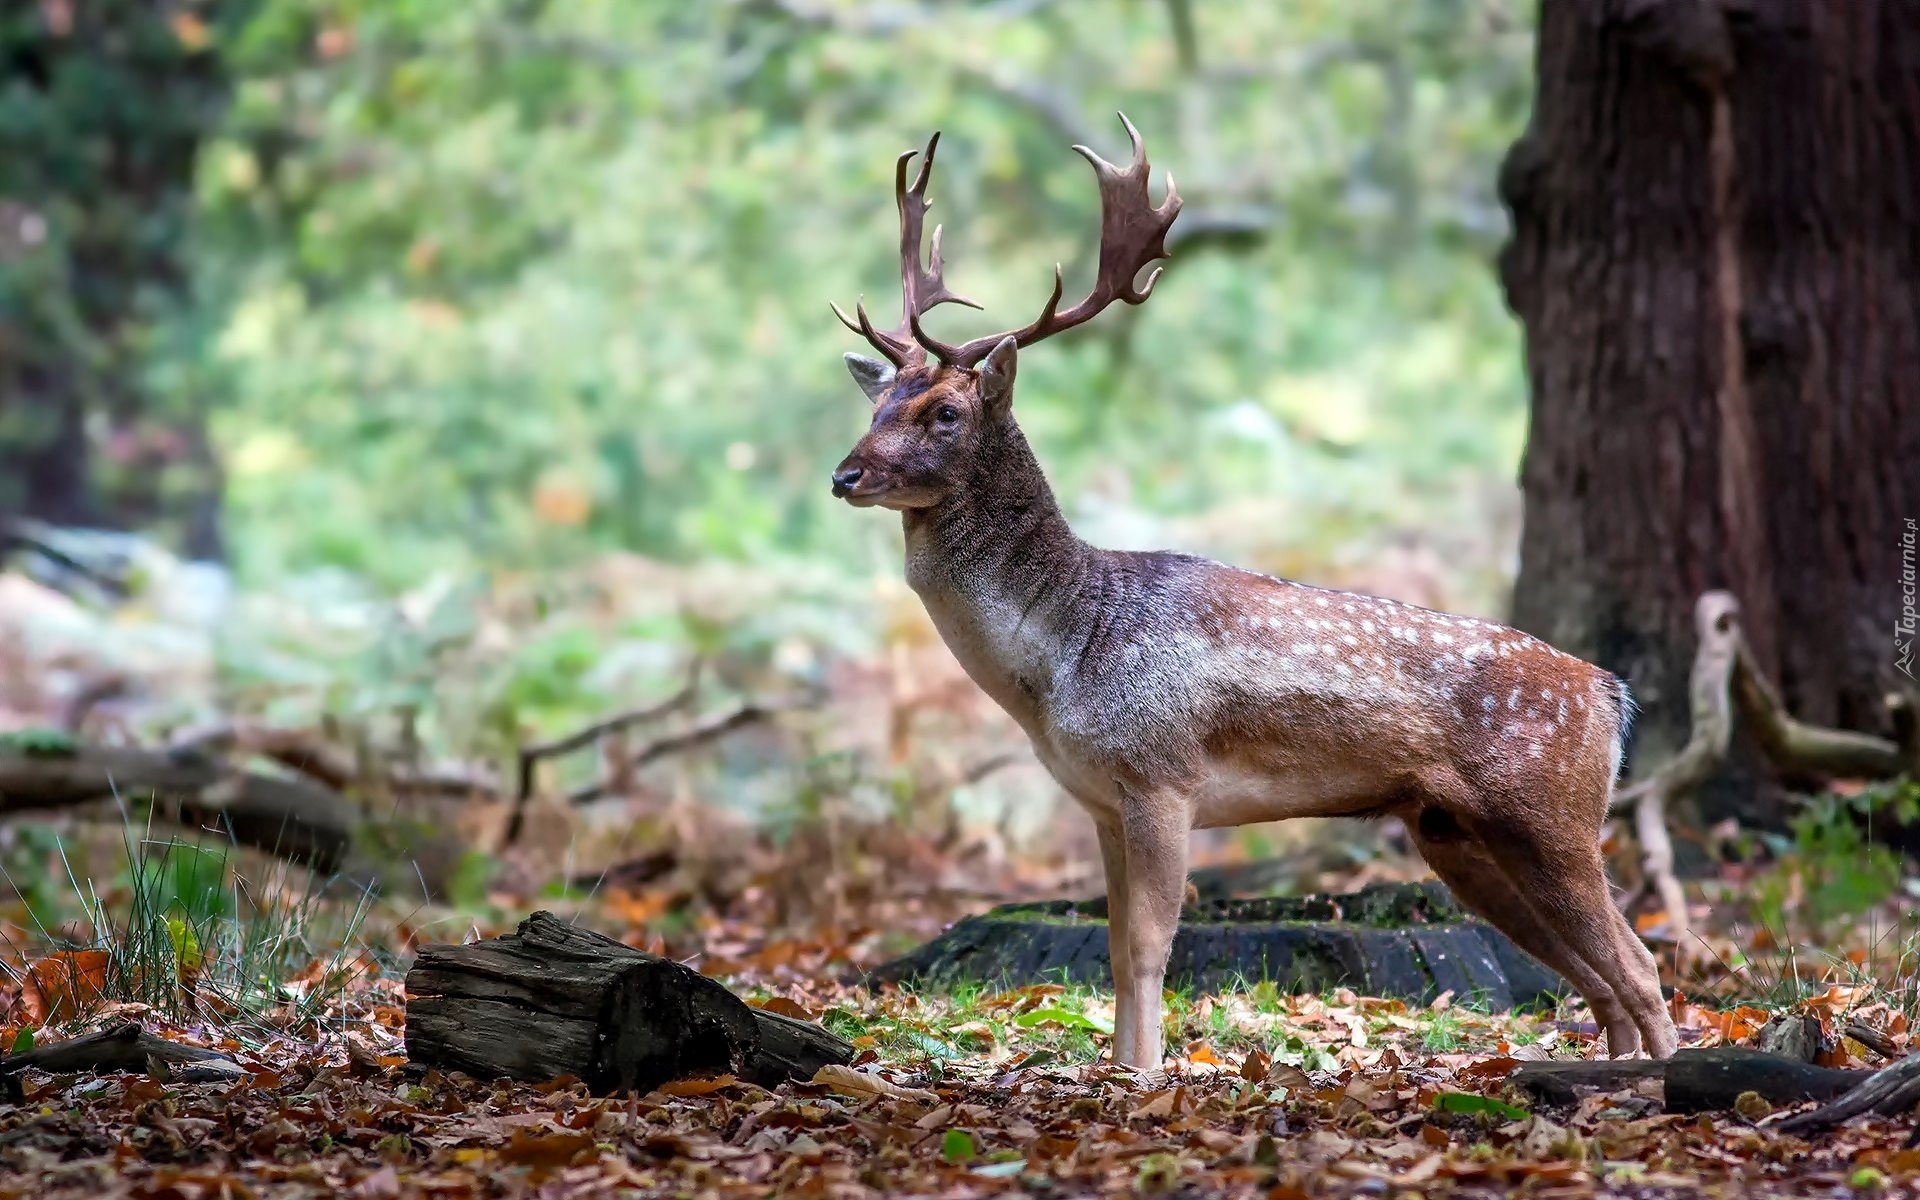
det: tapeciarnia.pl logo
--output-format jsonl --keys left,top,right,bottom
{"left": 1900, "top": 517, "right": 1917, "bottom": 680}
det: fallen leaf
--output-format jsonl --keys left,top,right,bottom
{"left": 656, "top": 1074, "right": 737, "bottom": 1097}
{"left": 1014, "top": 1006, "right": 1112, "bottom": 1034}
{"left": 754, "top": 996, "right": 819, "bottom": 1022}
{"left": 499, "top": 1126, "right": 597, "bottom": 1169}
{"left": 1240, "top": 1048, "right": 1272, "bottom": 1083}
{"left": 1434, "top": 1091, "right": 1529, "bottom": 1120}
{"left": 812, "top": 1063, "right": 936, "bottom": 1103}
{"left": 19, "top": 949, "right": 109, "bottom": 1024}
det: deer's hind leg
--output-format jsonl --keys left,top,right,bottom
{"left": 1410, "top": 818, "right": 1644, "bottom": 1056}
{"left": 1492, "top": 829, "right": 1672, "bottom": 1058}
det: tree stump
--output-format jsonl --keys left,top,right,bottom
{"left": 869, "top": 881, "right": 1566, "bottom": 1011}
{"left": 404, "top": 911, "right": 852, "bottom": 1095}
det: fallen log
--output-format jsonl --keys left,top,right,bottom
{"left": 404, "top": 910, "right": 853, "bottom": 1095}
{"left": 0, "top": 734, "right": 354, "bottom": 872}
{"left": 1510, "top": 1047, "right": 1869, "bottom": 1113}
{"left": 0, "top": 1022, "right": 245, "bottom": 1103}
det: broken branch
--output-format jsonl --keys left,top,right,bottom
{"left": 504, "top": 662, "right": 702, "bottom": 845}
{"left": 567, "top": 703, "right": 778, "bottom": 806}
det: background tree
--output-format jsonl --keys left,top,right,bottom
{"left": 1502, "top": 0, "right": 1920, "bottom": 825}
{"left": 0, "top": 0, "right": 245, "bottom": 559}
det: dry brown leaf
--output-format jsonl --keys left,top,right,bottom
{"left": 811, "top": 1063, "right": 936, "bottom": 1103}
{"left": 655, "top": 1074, "right": 737, "bottom": 1097}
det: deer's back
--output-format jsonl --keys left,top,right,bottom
{"left": 1019, "top": 552, "right": 1626, "bottom": 825}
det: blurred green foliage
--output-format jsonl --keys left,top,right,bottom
{"left": 158, "top": 0, "right": 1536, "bottom": 590}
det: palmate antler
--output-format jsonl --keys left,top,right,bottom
{"left": 830, "top": 132, "right": 982, "bottom": 369}
{"left": 834, "top": 113, "right": 1182, "bottom": 370}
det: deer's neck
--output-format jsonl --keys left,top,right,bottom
{"left": 900, "top": 424, "right": 1092, "bottom": 719}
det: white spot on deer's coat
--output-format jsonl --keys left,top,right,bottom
{"left": 1434, "top": 632, "right": 1455, "bottom": 645}
{"left": 1315, "top": 597, "right": 1329, "bottom": 607}
{"left": 1540, "top": 688, "right": 1552, "bottom": 701}
{"left": 1342, "top": 634, "right": 1359, "bottom": 646}
{"left": 1507, "top": 687, "right": 1521, "bottom": 710}
{"left": 1481, "top": 695, "right": 1497, "bottom": 713}
{"left": 1557, "top": 698, "right": 1568, "bottom": 724}
{"left": 1293, "top": 643, "right": 1318, "bottom": 656}
{"left": 1362, "top": 620, "right": 1376, "bottom": 634}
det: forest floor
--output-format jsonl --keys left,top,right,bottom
{"left": 3, "top": 552, "right": 1918, "bottom": 1197}
{"left": 0, "top": 826, "right": 1916, "bottom": 1200}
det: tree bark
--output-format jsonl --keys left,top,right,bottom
{"left": 404, "top": 912, "right": 854, "bottom": 1095}
{"left": 1501, "top": 1, "right": 1920, "bottom": 828}
{"left": 0, "top": 0, "right": 238, "bottom": 558}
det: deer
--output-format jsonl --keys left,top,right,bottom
{"left": 827, "top": 115, "right": 1677, "bottom": 1071}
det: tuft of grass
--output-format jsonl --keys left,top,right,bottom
{"left": 2, "top": 821, "right": 374, "bottom": 1036}
{"left": 1420, "top": 1007, "right": 1469, "bottom": 1053}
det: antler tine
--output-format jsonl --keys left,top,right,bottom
{"left": 896, "top": 133, "right": 981, "bottom": 325}
{"left": 927, "top": 112, "right": 1183, "bottom": 368}
{"left": 830, "top": 297, "right": 916, "bottom": 368}
{"left": 834, "top": 132, "right": 982, "bottom": 369}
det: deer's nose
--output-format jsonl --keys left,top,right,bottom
{"left": 831, "top": 465, "right": 864, "bottom": 496}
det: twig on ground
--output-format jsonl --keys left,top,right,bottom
{"left": 0, "top": 1022, "right": 244, "bottom": 1102}
{"left": 1844, "top": 1022, "right": 1902, "bottom": 1062}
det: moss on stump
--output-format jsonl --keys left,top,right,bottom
{"left": 868, "top": 880, "right": 1566, "bottom": 1011}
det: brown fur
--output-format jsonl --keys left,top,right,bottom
{"left": 834, "top": 345, "right": 1676, "bottom": 1069}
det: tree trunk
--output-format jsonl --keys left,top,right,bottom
{"left": 0, "top": 1, "right": 237, "bottom": 559}
{"left": 1501, "top": 1, "right": 1920, "bottom": 828}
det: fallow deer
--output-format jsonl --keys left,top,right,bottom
{"left": 828, "top": 115, "right": 1676, "bottom": 1069}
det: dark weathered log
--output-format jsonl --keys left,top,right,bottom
{"left": 1777, "top": 1052, "right": 1920, "bottom": 1135}
{"left": 0, "top": 1022, "right": 244, "bottom": 1102}
{"left": 1665, "top": 1047, "right": 1866, "bottom": 1114}
{"left": 869, "top": 882, "right": 1567, "bottom": 1011}
{"left": 0, "top": 737, "right": 354, "bottom": 871}
{"left": 404, "top": 910, "right": 852, "bottom": 1096}
{"left": 1505, "top": 1058, "right": 1666, "bottom": 1107}
{"left": 1510, "top": 1047, "right": 1869, "bottom": 1114}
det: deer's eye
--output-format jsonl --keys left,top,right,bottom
{"left": 934, "top": 405, "right": 960, "bottom": 425}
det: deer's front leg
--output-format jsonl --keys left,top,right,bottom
{"left": 1095, "top": 821, "right": 1137, "bottom": 1064}
{"left": 1116, "top": 786, "right": 1189, "bottom": 1071}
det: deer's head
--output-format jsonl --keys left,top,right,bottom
{"left": 830, "top": 116, "right": 1181, "bottom": 511}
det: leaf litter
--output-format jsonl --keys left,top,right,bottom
{"left": 0, "top": 928, "right": 1915, "bottom": 1198}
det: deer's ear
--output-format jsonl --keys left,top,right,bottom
{"left": 844, "top": 353, "right": 895, "bottom": 403}
{"left": 977, "top": 336, "right": 1018, "bottom": 413}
